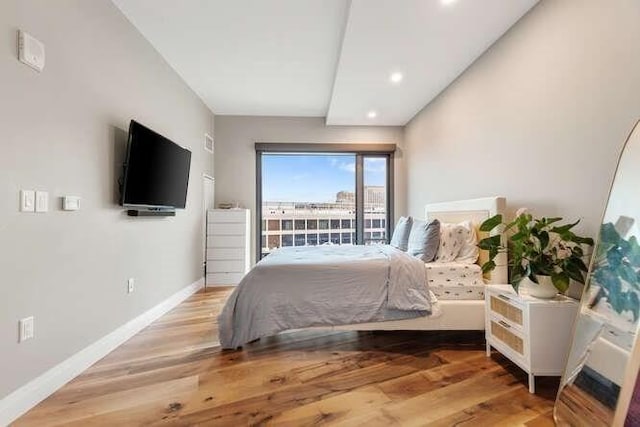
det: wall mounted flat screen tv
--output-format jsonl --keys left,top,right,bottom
{"left": 120, "top": 120, "right": 192, "bottom": 209}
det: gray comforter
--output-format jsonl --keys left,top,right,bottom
{"left": 218, "top": 244, "right": 431, "bottom": 349}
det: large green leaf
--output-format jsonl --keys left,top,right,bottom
{"left": 538, "top": 231, "right": 549, "bottom": 251}
{"left": 565, "top": 261, "right": 586, "bottom": 283}
{"left": 551, "top": 220, "right": 580, "bottom": 235}
{"left": 544, "top": 217, "right": 563, "bottom": 226}
{"left": 481, "top": 260, "right": 496, "bottom": 274}
{"left": 478, "top": 235, "right": 501, "bottom": 250}
{"left": 479, "top": 214, "right": 503, "bottom": 232}
{"left": 551, "top": 273, "right": 570, "bottom": 293}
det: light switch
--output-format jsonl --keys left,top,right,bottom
{"left": 20, "top": 190, "right": 35, "bottom": 212}
{"left": 17, "top": 30, "right": 45, "bottom": 72}
{"left": 19, "top": 316, "right": 34, "bottom": 342}
{"left": 63, "top": 196, "right": 80, "bottom": 211}
{"left": 35, "top": 191, "right": 48, "bottom": 212}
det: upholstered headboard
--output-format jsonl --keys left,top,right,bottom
{"left": 425, "top": 196, "right": 508, "bottom": 284}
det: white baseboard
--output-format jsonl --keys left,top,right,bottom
{"left": 0, "top": 277, "right": 204, "bottom": 426}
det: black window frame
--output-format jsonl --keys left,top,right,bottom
{"left": 256, "top": 143, "right": 395, "bottom": 261}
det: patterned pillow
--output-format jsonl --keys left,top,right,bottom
{"left": 407, "top": 219, "right": 441, "bottom": 262}
{"left": 390, "top": 216, "right": 413, "bottom": 251}
{"left": 455, "top": 220, "right": 479, "bottom": 264}
{"left": 435, "top": 222, "right": 465, "bottom": 262}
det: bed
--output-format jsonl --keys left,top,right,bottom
{"left": 331, "top": 196, "right": 507, "bottom": 332}
{"left": 218, "top": 197, "right": 507, "bottom": 349}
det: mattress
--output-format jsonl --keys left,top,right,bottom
{"left": 426, "top": 262, "right": 485, "bottom": 300}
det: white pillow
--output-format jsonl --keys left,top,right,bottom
{"left": 455, "top": 220, "right": 479, "bottom": 264}
{"left": 434, "top": 222, "right": 465, "bottom": 262}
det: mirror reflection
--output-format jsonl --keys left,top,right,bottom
{"left": 555, "top": 121, "right": 640, "bottom": 426}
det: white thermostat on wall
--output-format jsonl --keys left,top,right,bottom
{"left": 17, "top": 30, "right": 45, "bottom": 72}
{"left": 63, "top": 196, "right": 81, "bottom": 211}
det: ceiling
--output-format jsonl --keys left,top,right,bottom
{"left": 112, "top": 0, "right": 538, "bottom": 126}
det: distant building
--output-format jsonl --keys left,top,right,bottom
{"left": 335, "top": 191, "right": 354, "bottom": 204}
{"left": 261, "top": 187, "right": 388, "bottom": 256}
{"left": 335, "top": 186, "right": 385, "bottom": 210}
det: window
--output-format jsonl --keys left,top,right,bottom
{"left": 307, "top": 234, "right": 318, "bottom": 245}
{"left": 268, "top": 235, "right": 280, "bottom": 250}
{"left": 268, "top": 219, "right": 280, "bottom": 231}
{"left": 257, "top": 145, "right": 394, "bottom": 259}
{"left": 363, "top": 156, "right": 389, "bottom": 244}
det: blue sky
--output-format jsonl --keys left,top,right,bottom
{"left": 262, "top": 154, "right": 386, "bottom": 202}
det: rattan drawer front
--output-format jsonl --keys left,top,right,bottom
{"left": 491, "top": 320, "right": 524, "bottom": 355}
{"left": 490, "top": 295, "right": 523, "bottom": 326}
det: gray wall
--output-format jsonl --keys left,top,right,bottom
{"left": 0, "top": 1, "right": 214, "bottom": 399}
{"left": 405, "top": 0, "right": 640, "bottom": 238}
{"left": 214, "top": 116, "right": 404, "bottom": 264}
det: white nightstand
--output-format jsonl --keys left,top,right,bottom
{"left": 485, "top": 284, "right": 579, "bottom": 393}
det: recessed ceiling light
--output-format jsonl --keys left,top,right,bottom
{"left": 389, "top": 72, "right": 404, "bottom": 84}
{"left": 441, "top": 0, "right": 457, "bottom": 5}
{"left": 367, "top": 111, "right": 377, "bottom": 119}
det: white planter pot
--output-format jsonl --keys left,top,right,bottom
{"left": 524, "top": 275, "right": 559, "bottom": 298}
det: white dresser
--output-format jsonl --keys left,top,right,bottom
{"left": 206, "top": 209, "right": 251, "bottom": 286}
{"left": 485, "top": 285, "right": 578, "bottom": 393}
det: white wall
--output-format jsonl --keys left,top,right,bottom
{"left": 405, "top": 0, "right": 640, "bottom": 238}
{"left": 0, "top": 1, "right": 214, "bottom": 399}
{"left": 214, "top": 116, "right": 404, "bottom": 264}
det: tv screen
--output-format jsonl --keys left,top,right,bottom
{"left": 121, "top": 120, "right": 192, "bottom": 209}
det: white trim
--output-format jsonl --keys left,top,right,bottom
{"left": 0, "top": 277, "right": 204, "bottom": 426}
{"left": 331, "top": 300, "right": 486, "bottom": 331}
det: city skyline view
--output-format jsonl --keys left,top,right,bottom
{"left": 262, "top": 154, "right": 386, "bottom": 203}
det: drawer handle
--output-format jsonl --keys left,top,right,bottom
{"left": 498, "top": 320, "right": 511, "bottom": 329}
{"left": 497, "top": 294, "right": 512, "bottom": 302}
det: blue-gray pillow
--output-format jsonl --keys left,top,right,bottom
{"left": 390, "top": 216, "right": 413, "bottom": 251}
{"left": 407, "top": 219, "right": 441, "bottom": 262}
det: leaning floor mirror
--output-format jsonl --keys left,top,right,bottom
{"left": 555, "top": 120, "right": 640, "bottom": 426}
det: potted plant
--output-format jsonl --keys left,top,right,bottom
{"left": 478, "top": 210, "right": 594, "bottom": 297}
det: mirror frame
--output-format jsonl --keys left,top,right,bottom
{"left": 555, "top": 119, "right": 640, "bottom": 426}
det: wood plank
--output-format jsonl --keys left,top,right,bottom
{"left": 15, "top": 288, "right": 562, "bottom": 426}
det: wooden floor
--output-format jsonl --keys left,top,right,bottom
{"left": 16, "top": 288, "right": 559, "bottom": 426}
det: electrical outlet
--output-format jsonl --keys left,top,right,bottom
{"left": 127, "top": 278, "right": 134, "bottom": 294}
{"left": 19, "top": 316, "right": 34, "bottom": 342}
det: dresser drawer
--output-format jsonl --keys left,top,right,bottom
{"left": 207, "top": 234, "right": 246, "bottom": 248}
{"left": 207, "top": 259, "right": 246, "bottom": 273}
{"left": 208, "top": 210, "right": 249, "bottom": 223}
{"left": 490, "top": 319, "right": 525, "bottom": 356}
{"left": 206, "top": 272, "right": 244, "bottom": 286}
{"left": 208, "top": 222, "right": 246, "bottom": 236}
{"left": 207, "top": 248, "right": 245, "bottom": 260}
{"left": 489, "top": 294, "right": 524, "bottom": 326}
